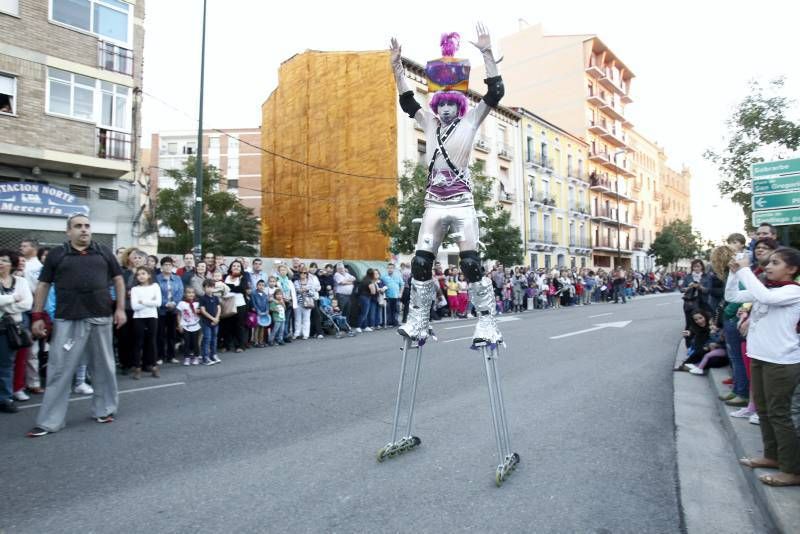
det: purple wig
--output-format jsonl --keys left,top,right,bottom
{"left": 429, "top": 90, "right": 468, "bottom": 118}
{"left": 440, "top": 32, "right": 460, "bottom": 57}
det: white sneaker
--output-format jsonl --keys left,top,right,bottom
{"left": 191, "top": 357, "right": 200, "bottom": 366}
{"left": 12, "top": 389, "right": 29, "bottom": 401}
{"left": 364, "top": 327, "right": 373, "bottom": 332}
{"left": 316, "top": 334, "right": 323, "bottom": 339}
{"left": 685, "top": 363, "right": 697, "bottom": 370}
{"left": 749, "top": 413, "right": 760, "bottom": 425}
{"left": 73, "top": 383, "right": 94, "bottom": 395}
{"left": 730, "top": 407, "right": 755, "bottom": 418}
{"left": 183, "top": 358, "right": 191, "bottom": 366}
{"left": 355, "top": 328, "right": 362, "bottom": 333}
{"left": 688, "top": 367, "right": 704, "bottom": 375}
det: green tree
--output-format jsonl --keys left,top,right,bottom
{"left": 156, "top": 157, "right": 260, "bottom": 256}
{"left": 377, "top": 160, "right": 524, "bottom": 265}
{"left": 648, "top": 219, "right": 702, "bottom": 267}
{"left": 704, "top": 78, "right": 800, "bottom": 229}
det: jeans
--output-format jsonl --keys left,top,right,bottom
{"left": 613, "top": 283, "right": 626, "bottom": 303}
{"left": 269, "top": 320, "right": 286, "bottom": 344}
{"left": 157, "top": 312, "right": 178, "bottom": 360}
{"left": 0, "top": 332, "right": 13, "bottom": 402}
{"left": 201, "top": 323, "right": 218, "bottom": 360}
{"left": 723, "top": 318, "right": 748, "bottom": 398}
{"left": 358, "top": 295, "right": 372, "bottom": 329}
{"left": 293, "top": 306, "right": 311, "bottom": 338}
{"left": 133, "top": 317, "right": 157, "bottom": 368}
{"left": 371, "top": 300, "right": 382, "bottom": 327}
{"left": 386, "top": 298, "right": 399, "bottom": 326}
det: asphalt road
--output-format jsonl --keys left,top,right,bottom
{"left": 1, "top": 294, "right": 685, "bottom": 533}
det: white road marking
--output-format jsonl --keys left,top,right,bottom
{"left": 443, "top": 316, "right": 520, "bottom": 330}
{"left": 17, "top": 382, "right": 186, "bottom": 410}
{"left": 550, "top": 321, "right": 632, "bottom": 340}
{"left": 588, "top": 313, "right": 613, "bottom": 318}
{"left": 444, "top": 323, "right": 476, "bottom": 330}
{"left": 656, "top": 302, "right": 675, "bottom": 307}
{"left": 442, "top": 335, "right": 475, "bottom": 344}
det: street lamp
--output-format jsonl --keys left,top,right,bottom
{"left": 612, "top": 149, "right": 627, "bottom": 269}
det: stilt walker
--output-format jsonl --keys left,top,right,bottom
{"left": 377, "top": 25, "right": 519, "bottom": 486}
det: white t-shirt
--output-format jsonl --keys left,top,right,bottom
{"left": 131, "top": 283, "right": 161, "bottom": 319}
{"left": 23, "top": 256, "right": 43, "bottom": 293}
{"left": 177, "top": 300, "right": 201, "bottom": 332}
{"left": 725, "top": 268, "right": 800, "bottom": 364}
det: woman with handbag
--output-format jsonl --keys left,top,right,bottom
{"left": 0, "top": 249, "right": 33, "bottom": 414}
{"left": 293, "top": 271, "right": 316, "bottom": 340}
{"left": 222, "top": 260, "right": 250, "bottom": 353}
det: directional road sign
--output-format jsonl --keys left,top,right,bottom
{"left": 752, "top": 208, "right": 800, "bottom": 227}
{"left": 751, "top": 157, "right": 800, "bottom": 179}
{"left": 752, "top": 191, "right": 800, "bottom": 211}
{"left": 753, "top": 174, "right": 800, "bottom": 194}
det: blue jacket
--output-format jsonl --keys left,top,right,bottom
{"left": 155, "top": 273, "right": 184, "bottom": 315}
{"left": 251, "top": 289, "right": 269, "bottom": 314}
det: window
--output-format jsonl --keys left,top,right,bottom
{"left": 183, "top": 142, "right": 196, "bottom": 155}
{"left": 417, "top": 139, "right": 426, "bottom": 153}
{"left": 99, "top": 81, "right": 128, "bottom": 130}
{"left": 526, "top": 136, "right": 534, "bottom": 162}
{"left": 69, "top": 184, "right": 89, "bottom": 198}
{"left": 0, "top": 0, "right": 19, "bottom": 16}
{"left": 51, "top": 0, "right": 131, "bottom": 45}
{"left": 208, "top": 137, "right": 220, "bottom": 168}
{"left": 0, "top": 73, "right": 16, "bottom": 114}
{"left": 98, "top": 187, "right": 118, "bottom": 200}
{"left": 47, "top": 68, "right": 131, "bottom": 128}
{"left": 227, "top": 179, "right": 239, "bottom": 190}
{"left": 167, "top": 142, "right": 177, "bottom": 155}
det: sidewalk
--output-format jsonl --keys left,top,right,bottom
{"left": 674, "top": 341, "right": 800, "bottom": 534}
{"left": 705, "top": 365, "right": 800, "bottom": 533}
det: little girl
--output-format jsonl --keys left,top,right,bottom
{"left": 269, "top": 289, "right": 287, "bottom": 346}
{"left": 252, "top": 279, "right": 270, "bottom": 347}
{"left": 445, "top": 276, "right": 459, "bottom": 318}
{"left": 177, "top": 287, "right": 201, "bottom": 365}
{"left": 130, "top": 267, "right": 161, "bottom": 379}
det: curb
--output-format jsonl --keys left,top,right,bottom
{"left": 704, "top": 366, "right": 800, "bottom": 534}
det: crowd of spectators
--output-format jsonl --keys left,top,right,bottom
{"left": 675, "top": 223, "right": 800, "bottom": 488}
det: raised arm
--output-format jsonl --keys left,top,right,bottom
{"left": 469, "top": 23, "right": 504, "bottom": 107}
{"left": 390, "top": 37, "right": 422, "bottom": 119}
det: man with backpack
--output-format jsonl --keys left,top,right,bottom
{"left": 26, "top": 213, "right": 126, "bottom": 437}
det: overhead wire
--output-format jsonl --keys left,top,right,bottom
{"left": 142, "top": 90, "right": 402, "bottom": 182}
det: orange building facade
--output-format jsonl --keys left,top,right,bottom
{"left": 260, "top": 51, "right": 398, "bottom": 259}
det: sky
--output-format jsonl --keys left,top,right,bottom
{"left": 140, "top": 0, "right": 800, "bottom": 243}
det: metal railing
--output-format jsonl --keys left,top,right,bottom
{"left": 97, "top": 128, "right": 132, "bottom": 160}
{"left": 529, "top": 231, "right": 560, "bottom": 245}
{"left": 497, "top": 142, "right": 513, "bottom": 160}
{"left": 530, "top": 191, "right": 557, "bottom": 206}
{"left": 98, "top": 41, "right": 133, "bottom": 76}
{"left": 474, "top": 135, "right": 491, "bottom": 152}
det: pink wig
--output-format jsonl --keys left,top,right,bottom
{"left": 440, "top": 32, "right": 460, "bottom": 57}
{"left": 429, "top": 90, "right": 468, "bottom": 118}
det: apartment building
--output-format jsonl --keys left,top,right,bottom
{"left": 476, "top": 24, "right": 689, "bottom": 270}
{"left": 514, "top": 107, "right": 592, "bottom": 271}
{"left": 660, "top": 157, "right": 691, "bottom": 228}
{"left": 148, "top": 128, "right": 262, "bottom": 215}
{"left": 261, "top": 50, "right": 522, "bottom": 262}
{"left": 0, "top": 0, "right": 145, "bottom": 249}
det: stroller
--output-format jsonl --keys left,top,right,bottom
{"left": 319, "top": 296, "right": 355, "bottom": 338}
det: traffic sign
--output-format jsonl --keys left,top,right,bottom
{"left": 752, "top": 191, "right": 800, "bottom": 211}
{"left": 753, "top": 174, "right": 800, "bottom": 193}
{"left": 751, "top": 157, "right": 800, "bottom": 179}
{"left": 752, "top": 208, "right": 800, "bottom": 227}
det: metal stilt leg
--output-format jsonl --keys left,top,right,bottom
{"left": 377, "top": 338, "right": 424, "bottom": 462}
{"left": 481, "top": 344, "right": 520, "bottom": 486}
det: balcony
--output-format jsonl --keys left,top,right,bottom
{"left": 474, "top": 135, "right": 490, "bottom": 153}
{"left": 589, "top": 173, "right": 612, "bottom": 192}
{"left": 529, "top": 191, "right": 557, "bottom": 209}
{"left": 593, "top": 237, "right": 632, "bottom": 253}
{"left": 528, "top": 230, "right": 560, "bottom": 250}
{"left": 568, "top": 202, "right": 590, "bottom": 216}
{"left": 589, "top": 150, "right": 610, "bottom": 165}
{"left": 654, "top": 190, "right": 663, "bottom": 200}
{"left": 599, "top": 69, "right": 629, "bottom": 97}
{"left": 600, "top": 127, "right": 628, "bottom": 149}
{"left": 586, "top": 91, "right": 605, "bottom": 107}
{"left": 588, "top": 120, "right": 610, "bottom": 136}
{"left": 585, "top": 60, "right": 605, "bottom": 79}
{"left": 497, "top": 142, "right": 513, "bottom": 161}
{"left": 498, "top": 190, "right": 516, "bottom": 204}
{"left": 569, "top": 237, "right": 592, "bottom": 248}
{"left": 633, "top": 240, "right": 646, "bottom": 251}
{"left": 599, "top": 100, "right": 626, "bottom": 122}
{"left": 632, "top": 208, "right": 642, "bottom": 222}
{"left": 591, "top": 207, "right": 616, "bottom": 223}
{"left": 97, "top": 129, "right": 132, "bottom": 161}
{"left": 632, "top": 178, "right": 642, "bottom": 192}
{"left": 662, "top": 199, "right": 670, "bottom": 211}
{"left": 98, "top": 42, "right": 134, "bottom": 76}
{"left": 604, "top": 156, "right": 636, "bottom": 178}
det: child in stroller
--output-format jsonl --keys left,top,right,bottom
{"left": 319, "top": 295, "right": 355, "bottom": 338}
